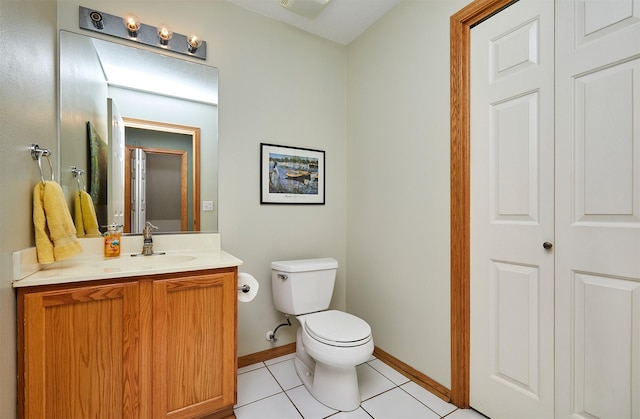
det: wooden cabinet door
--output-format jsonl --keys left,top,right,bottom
{"left": 22, "top": 282, "right": 140, "bottom": 418}
{"left": 152, "top": 270, "right": 237, "bottom": 418}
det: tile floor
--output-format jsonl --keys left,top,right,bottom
{"left": 235, "top": 353, "right": 488, "bottom": 419}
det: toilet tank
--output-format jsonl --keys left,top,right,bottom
{"left": 271, "top": 258, "right": 338, "bottom": 315}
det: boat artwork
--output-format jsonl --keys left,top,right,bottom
{"left": 269, "top": 153, "right": 319, "bottom": 195}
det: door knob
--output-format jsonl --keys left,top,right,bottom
{"left": 543, "top": 242, "right": 553, "bottom": 250}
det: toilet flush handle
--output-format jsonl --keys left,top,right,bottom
{"left": 278, "top": 273, "right": 288, "bottom": 280}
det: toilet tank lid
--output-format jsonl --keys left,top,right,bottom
{"left": 271, "top": 258, "right": 338, "bottom": 272}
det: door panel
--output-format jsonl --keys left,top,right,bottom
{"left": 490, "top": 261, "right": 541, "bottom": 397}
{"left": 22, "top": 283, "right": 140, "bottom": 418}
{"left": 575, "top": 61, "right": 640, "bottom": 222}
{"left": 578, "top": 0, "right": 639, "bottom": 46}
{"left": 130, "top": 147, "right": 147, "bottom": 234}
{"left": 470, "top": 0, "right": 555, "bottom": 417}
{"left": 555, "top": 0, "right": 640, "bottom": 417}
{"left": 571, "top": 274, "right": 640, "bottom": 418}
{"left": 492, "top": 92, "right": 541, "bottom": 222}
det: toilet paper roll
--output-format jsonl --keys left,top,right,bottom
{"left": 237, "top": 273, "right": 259, "bottom": 303}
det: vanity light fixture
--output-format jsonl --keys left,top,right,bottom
{"left": 78, "top": 6, "right": 207, "bottom": 60}
{"left": 157, "top": 23, "right": 173, "bottom": 46}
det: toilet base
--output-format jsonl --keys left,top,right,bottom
{"left": 294, "top": 328, "right": 361, "bottom": 412}
{"left": 294, "top": 357, "right": 361, "bottom": 412}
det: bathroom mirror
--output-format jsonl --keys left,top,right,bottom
{"left": 58, "top": 30, "right": 218, "bottom": 234}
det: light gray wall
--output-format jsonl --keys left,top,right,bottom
{"left": 0, "top": 1, "right": 57, "bottom": 417}
{"left": 212, "top": 3, "right": 349, "bottom": 352}
{"left": 346, "top": 0, "right": 469, "bottom": 389}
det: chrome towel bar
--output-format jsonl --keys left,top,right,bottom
{"left": 30, "top": 144, "right": 54, "bottom": 184}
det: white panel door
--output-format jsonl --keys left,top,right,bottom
{"left": 131, "top": 148, "right": 146, "bottom": 234}
{"left": 470, "top": 0, "right": 555, "bottom": 417}
{"left": 555, "top": 0, "right": 640, "bottom": 417}
{"left": 108, "top": 98, "right": 125, "bottom": 228}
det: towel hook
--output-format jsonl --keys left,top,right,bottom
{"left": 71, "top": 166, "right": 86, "bottom": 192}
{"left": 30, "top": 144, "right": 54, "bottom": 184}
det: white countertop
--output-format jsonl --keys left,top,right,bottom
{"left": 13, "top": 233, "right": 243, "bottom": 288}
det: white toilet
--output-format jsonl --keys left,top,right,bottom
{"left": 271, "top": 258, "right": 374, "bottom": 411}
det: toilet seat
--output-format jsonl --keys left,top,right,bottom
{"left": 304, "top": 310, "right": 371, "bottom": 347}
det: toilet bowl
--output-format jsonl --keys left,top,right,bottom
{"left": 271, "top": 258, "right": 374, "bottom": 411}
{"left": 294, "top": 311, "right": 374, "bottom": 411}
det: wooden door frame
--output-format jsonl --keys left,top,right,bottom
{"left": 124, "top": 146, "right": 188, "bottom": 233}
{"left": 449, "top": 0, "right": 516, "bottom": 407}
{"left": 122, "top": 117, "right": 201, "bottom": 232}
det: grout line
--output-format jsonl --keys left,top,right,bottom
{"left": 366, "top": 359, "right": 411, "bottom": 386}
{"left": 359, "top": 385, "right": 397, "bottom": 404}
{"left": 234, "top": 391, "right": 282, "bottom": 410}
{"left": 265, "top": 364, "right": 287, "bottom": 393}
{"left": 264, "top": 362, "right": 307, "bottom": 418}
{"left": 237, "top": 359, "right": 455, "bottom": 419}
{"left": 396, "top": 384, "right": 442, "bottom": 418}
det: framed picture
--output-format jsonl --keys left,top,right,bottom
{"left": 260, "top": 143, "right": 325, "bottom": 204}
{"left": 87, "top": 121, "right": 108, "bottom": 226}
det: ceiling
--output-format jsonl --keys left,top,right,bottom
{"left": 224, "top": 0, "right": 401, "bottom": 45}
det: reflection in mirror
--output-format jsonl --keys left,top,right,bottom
{"left": 123, "top": 118, "right": 200, "bottom": 233}
{"left": 59, "top": 30, "right": 218, "bottom": 234}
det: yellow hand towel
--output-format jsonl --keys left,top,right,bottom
{"left": 33, "top": 183, "right": 54, "bottom": 264}
{"left": 74, "top": 190, "right": 101, "bottom": 238}
{"left": 33, "top": 181, "right": 83, "bottom": 264}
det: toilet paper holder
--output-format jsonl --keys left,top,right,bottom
{"left": 237, "top": 273, "right": 259, "bottom": 303}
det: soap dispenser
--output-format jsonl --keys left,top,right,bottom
{"left": 104, "top": 224, "right": 122, "bottom": 257}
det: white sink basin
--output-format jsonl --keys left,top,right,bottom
{"left": 94, "top": 254, "right": 197, "bottom": 271}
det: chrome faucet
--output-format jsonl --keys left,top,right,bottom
{"left": 141, "top": 221, "right": 158, "bottom": 255}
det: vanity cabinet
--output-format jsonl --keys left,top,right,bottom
{"left": 17, "top": 267, "right": 237, "bottom": 419}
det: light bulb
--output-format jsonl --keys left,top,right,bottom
{"left": 157, "top": 24, "right": 173, "bottom": 46}
{"left": 187, "top": 34, "right": 203, "bottom": 53}
{"left": 122, "top": 13, "right": 140, "bottom": 37}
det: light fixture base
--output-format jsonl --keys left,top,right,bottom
{"left": 78, "top": 6, "right": 206, "bottom": 60}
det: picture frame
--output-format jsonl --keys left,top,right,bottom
{"left": 260, "top": 143, "right": 325, "bottom": 204}
{"left": 87, "top": 121, "right": 108, "bottom": 226}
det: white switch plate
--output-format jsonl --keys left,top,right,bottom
{"left": 202, "top": 201, "right": 214, "bottom": 211}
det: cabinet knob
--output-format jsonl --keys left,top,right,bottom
{"left": 543, "top": 242, "right": 553, "bottom": 250}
